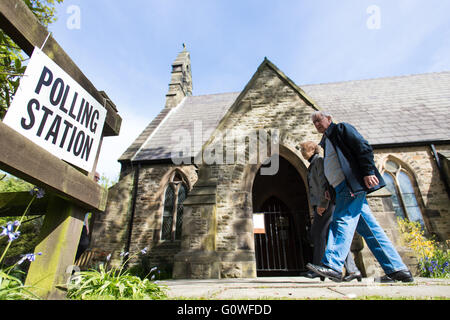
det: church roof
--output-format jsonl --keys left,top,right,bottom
{"left": 301, "top": 71, "right": 450, "bottom": 146}
{"left": 129, "top": 92, "right": 240, "bottom": 162}
{"left": 121, "top": 69, "right": 450, "bottom": 163}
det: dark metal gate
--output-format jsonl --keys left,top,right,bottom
{"left": 254, "top": 197, "right": 307, "bottom": 276}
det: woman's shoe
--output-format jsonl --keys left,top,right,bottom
{"left": 343, "top": 272, "right": 362, "bottom": 282}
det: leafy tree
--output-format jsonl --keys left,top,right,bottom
{"left": 0, "top": 172, "right": 33, "bottom": 193}
{"left": 0, "top": 0, "right": 63, "bottom": 267}
{"left": 0, "top": 0, "right": 64, "bottom": 119}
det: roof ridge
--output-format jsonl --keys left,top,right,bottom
{"left": 189, "top": 91, "right": 241, "bottom": 98}
{"left": 300, "top": 70, "right": 450, "bottom": 87}
{"left": 189, "top": 71, "right": 450, "bottom": 97}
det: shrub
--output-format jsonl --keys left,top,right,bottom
{"left": 397, "top": 218, "right": 450, "bottom": 278}
{"left": 0, "top": 269, "right": 39, "bottom": 300}
{"left": 67, "top": 257, "right": 168, "bottom": 300}
{"left": 0, "top": 187, "right": 45, "bottom": 300}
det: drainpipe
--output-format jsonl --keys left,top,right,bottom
{"left": 124, "top": 162, "right": 141, "bottom": 267}
{"left": 430, "top": 144, "right": 450, "bottom": 199}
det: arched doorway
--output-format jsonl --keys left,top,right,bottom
{"left": 252, "top": 156, "right": 311, "bottom": 276}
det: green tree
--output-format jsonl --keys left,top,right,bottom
{"left": 0, "top": 0, "right": 64, "bottom": 119}
{"left": 0, "top": 0, "right": 63, "bottom": 268}
{"left": 0, "top": 172, "right": 33, "bottom": 192}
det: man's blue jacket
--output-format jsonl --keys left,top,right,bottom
{"left": 319, "top": 122, "right": 385, "bottom": 195}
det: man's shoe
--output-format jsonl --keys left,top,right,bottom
{"left": 306, "top": 263, "right": 343, "bottom": 282}
{"left": 378, "top": 270, "right": 414, "bottom": 283}
{"left": 344, "top": 271, "right": 362, "bottom": 282}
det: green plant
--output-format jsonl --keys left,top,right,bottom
{"left": 0, "top": 187, "right": 44, "bottom": 265}
{"left": 67, "top": 251, "right": 167, "bottom": 300}
{"left": 0, "top": 174, "right": 45, "bottom": 268}
{"left": 397, "top": 218, "right": 450, "bottom": 278}
{"left": 0, "top": 186, "right": 45, "bottom": 300}
{"left": 0, "top": 172, "right": 34, "bottom": 192}
{"left": 0, "top": 269, "right": 39, "bottom": 300}
{"left": 419, "top": 245, "right": 450, "bottom": 278}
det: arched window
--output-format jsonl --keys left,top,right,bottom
{"left": 161, "top": 171, "right": 189, "bottom": 241}
{"left": 382, "top": 159, "right": 425, "bottom": 229}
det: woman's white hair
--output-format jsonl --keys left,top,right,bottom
{"left": 311, "top": 110, "right": 333, "bottom": 121}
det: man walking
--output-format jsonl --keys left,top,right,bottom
{"left": 306, "top": 111, "right": 413, "bottom": 283}
{"left": 301, "top": 141, "right": 362, "bottom": 281}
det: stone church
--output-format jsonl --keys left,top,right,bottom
{"left": 90, "top": 47, "right": 450, "bottom": 279}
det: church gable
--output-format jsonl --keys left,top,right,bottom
{"left": 201, "top": 58, "right": 322, "bottom": 162}
{"left": 214, "top": 58, "right": 319, "bottom": 131}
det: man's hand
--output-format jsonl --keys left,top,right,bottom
{"left": 364, "top": 175, "right": 379, "bottom": 189}
{"left": 317, "top": 207, "right": 326, "bottom": 216}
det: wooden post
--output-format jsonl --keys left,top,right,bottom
{"left": 24, "top": 195, "right": 85, "bottom": 299}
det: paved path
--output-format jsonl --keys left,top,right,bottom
{"left": 159, "top": 277, "right": 450, "bottom": 300}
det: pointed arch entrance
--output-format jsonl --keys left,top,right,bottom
{"left": 252, "top": 155, "right": 311, "bottom": 276}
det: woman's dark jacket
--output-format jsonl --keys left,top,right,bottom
{"left": 319, "top": 122, "right": 385, "bottom": 195}
{"left": 307, "top": 154, "right": 330, "bottom": 209}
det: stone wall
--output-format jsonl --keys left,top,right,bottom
{"left": 89, "top": 169, "right": 135, "bottom": 267}
{"left": 90, "top": 163, "right": 197, "bottom": 271}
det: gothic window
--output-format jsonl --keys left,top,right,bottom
{"left": 161, "top": 171, "right": 189, "bottom": 241}
{"left": 161, "top": 185, "right": 175, "bottom": 240}
{"left": 382, "top": 159, "right": 425, "bottom": 229}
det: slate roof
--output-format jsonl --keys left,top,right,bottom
{"left": 301, "top": 71, "right": 450, "bottom": 146}
{"left": 129, "top": 92, "right": 240, "bottom": 162}
{"left": 121, "top": 70, "right": 450, "bottom": 162}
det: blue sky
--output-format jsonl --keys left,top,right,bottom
{"left": 46, "top": 0, "right": 450, "bottom": 181}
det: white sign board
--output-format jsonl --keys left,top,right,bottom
{"left": 3, "top": 47, "right": 106, "bottom": 172}
{"left": 253, "top": 213, "right": 265, "bottom": 234}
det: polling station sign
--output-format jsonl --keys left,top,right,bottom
{"left": 3, "top": 47, "right": 106, "bottom": 172}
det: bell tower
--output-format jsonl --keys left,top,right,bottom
{"left": 165, "top": 44, "right": 193, "bottom": 108}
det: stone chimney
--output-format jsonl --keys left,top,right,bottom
{"left": 165, "top": 44, "right": 192, "bottom": 108}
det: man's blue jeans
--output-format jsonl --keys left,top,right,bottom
{"left": 321, "top": 180, "right": 408, "bottom": 274}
